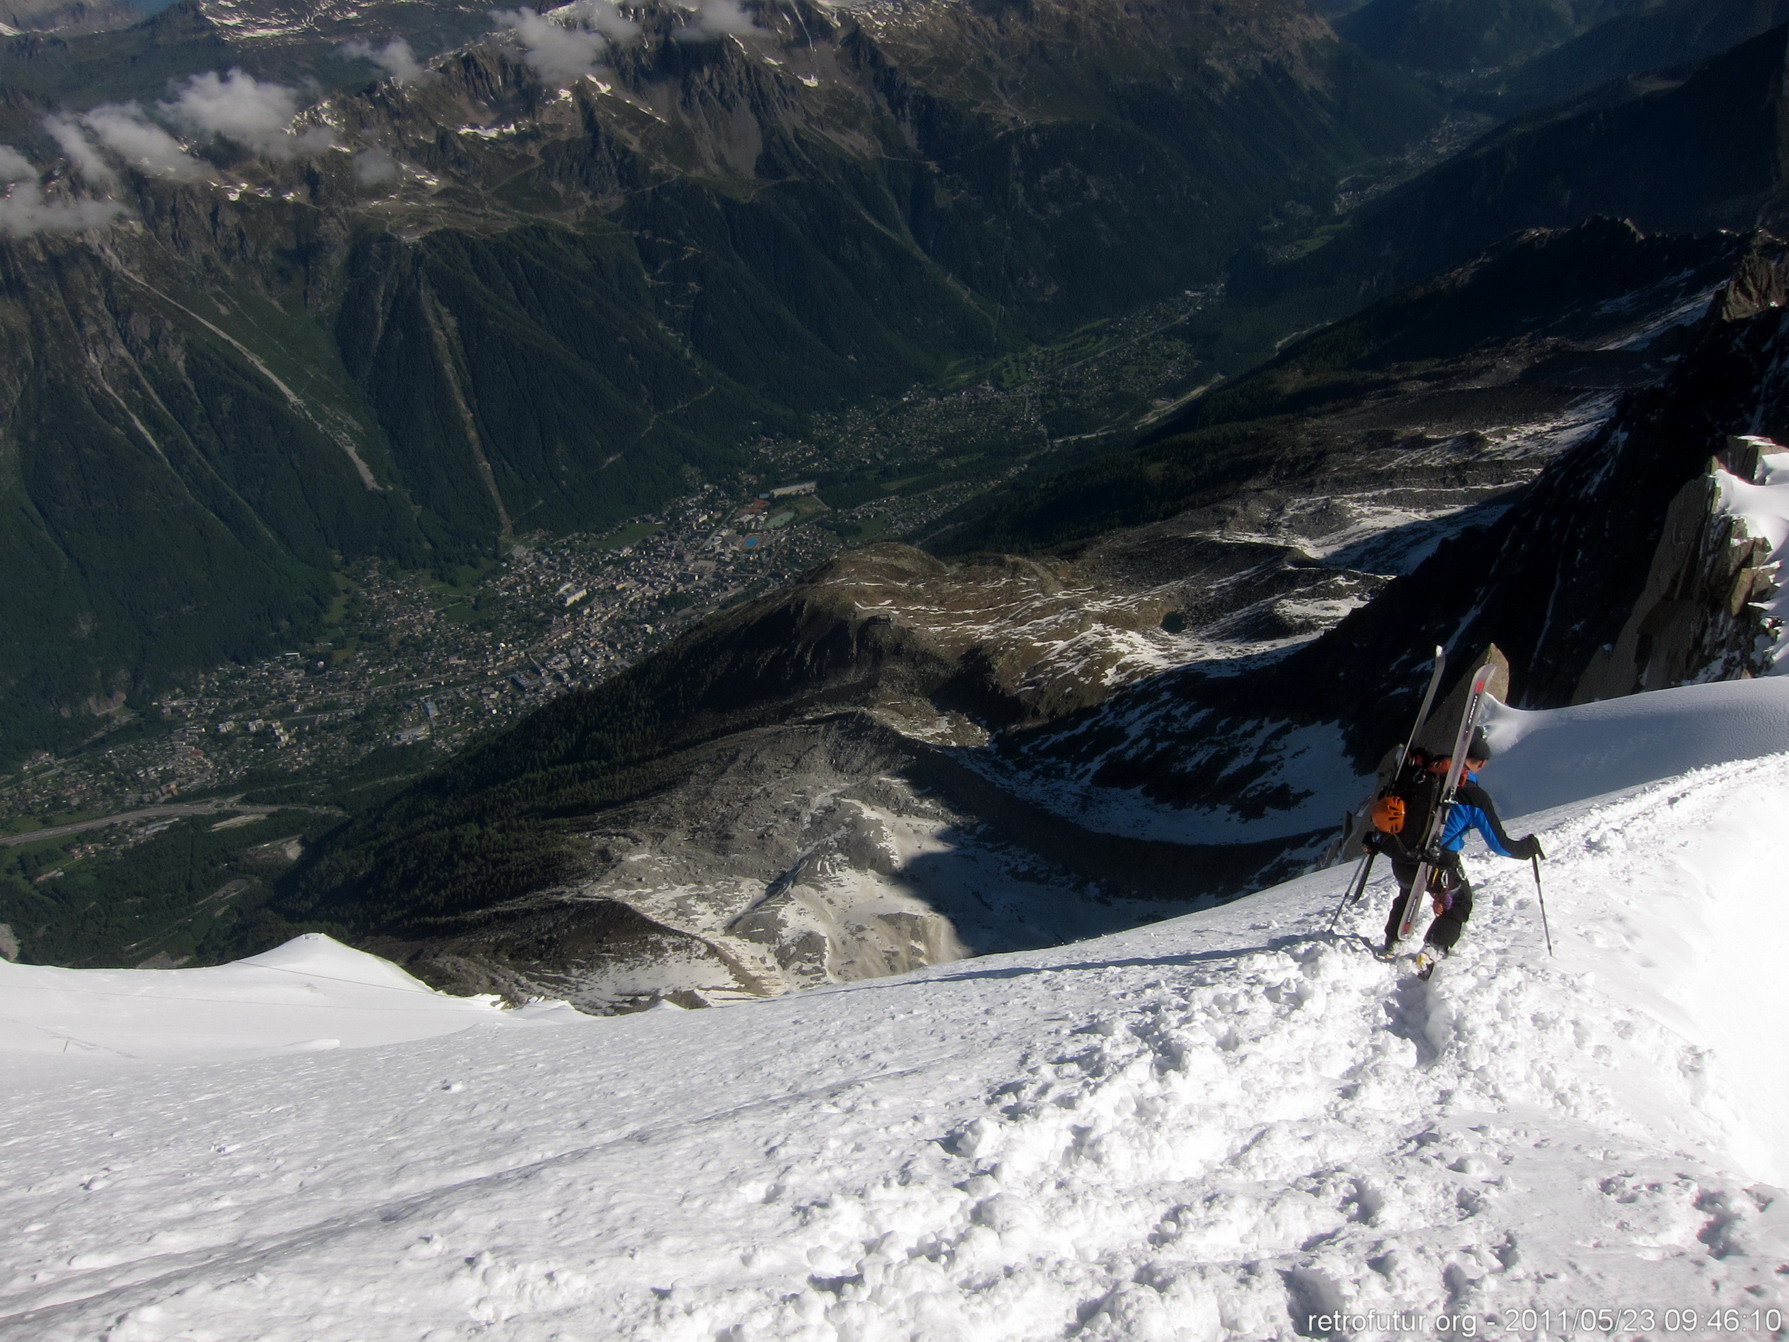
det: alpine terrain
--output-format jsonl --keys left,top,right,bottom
{"left": 6, "top": 0, "right": 1789, "bottom": 1335}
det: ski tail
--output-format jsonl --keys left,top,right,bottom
{"left": 1395, "top": 666, "right": 1492, "bottom": 942}
{"left": 1394, "top": 646, "right": 1447, "bottom": 778}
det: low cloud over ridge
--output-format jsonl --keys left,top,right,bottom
{"left": 0, "top": 145, "right": 34, "bottom": 182}
{"left": 80, "top": 106, "right": 208, "bottom": 181}
{"left": 672, "top": 0, "right": 756, "bottom": 41}
{"left": 162, "top": 70, "right": 335, "bottom": 159}
{"left": 342, "top": 37, "right": 427, "bottom": 84}
{"left": 491, "top": 0, "right": 638, "bottom": 84}
{"left": 0, "top": 179, "right": 126, "bottom": 238}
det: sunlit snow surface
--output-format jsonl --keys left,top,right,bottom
{"left": 4, "top": 685, "right": 1789, "bottom": 1339}
{"left": 0, "top": 937, "right": 580, "bottom": 1064}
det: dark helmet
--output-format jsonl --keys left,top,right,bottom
{"left": 1467, "top": 728, "right": 1492, "bottom": 761}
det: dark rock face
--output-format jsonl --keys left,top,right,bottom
{"left": 1575, "top": 435, "right": 1782, "bottom": 700}
{"left": 404, "top": 896, "right": 735, "bottom": 1010}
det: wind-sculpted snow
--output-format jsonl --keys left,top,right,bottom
{"left": 1486, "top": 677, "right": 1789, "bottom": 818}
{"left": 0, "top": 934, "right": 574, "bottom": 1064}
{"left": 3, "top": 684, "right": 1788, "bottom": 1338}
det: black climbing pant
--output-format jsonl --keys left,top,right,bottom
{"left": 1384, "top": 857, "right": 1473, "bottom": 953}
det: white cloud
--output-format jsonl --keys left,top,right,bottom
{"left": 0, "top": 181, "right": 126, "bottom": 238}
{"left": 490, "top": 0, "right": 637, "bottom": 84}
{"left": 162, "top": 70, "right": 334, "bottom": 160}
{"left": 0, "top": 145, "right": 34, "bottom": 182}
{"left": 674, "top": 0, "right": 755, "bottom": 41}
{"left": 576, "top": 0, "right": 638, "bottom": 41}
{"left": 353, "top": 146, "right": 399, "bottom": 185}
{"left": 46, "top": 100, "right": 214, "bottom": 184}
{"left": 81, "top": 105, "right": 207, "bottom": 181}
{"left": 45, "top": 114, "right": 117, "bottom": 185}
{"left": 342, "top": 37, "right": 426, "bottom": 84}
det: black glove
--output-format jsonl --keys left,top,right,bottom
{"left": 1509, "top": 834, "right": 1544, "bottom": 861}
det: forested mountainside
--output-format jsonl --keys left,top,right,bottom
{"left": 0, "top": 0, "right": 1439, "bottom": 763}
{"left": 12, "top": 5, "right": 1789, "bottom": 1004}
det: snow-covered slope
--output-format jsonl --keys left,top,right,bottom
{"left": 0, "top": 936, "right": 579, "bottom": 1067}
{"left": 2, "top": 683, "right": 1787, "bottom": 1340}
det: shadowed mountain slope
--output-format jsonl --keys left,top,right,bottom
{"left": 1338, "top": 0, "right": 1651, "bottom": 73}
{"left": 1491, "top": 0, "right": 1789, "bottom": 111}
{"left": 999, "top": 239, "right": 1789, "bottom": 841}
{"left": 1230, "top": 21, "right": 1789, "bottom": 321}
{"left": 927, "top": 219, "right": 1745, "bottom": 556}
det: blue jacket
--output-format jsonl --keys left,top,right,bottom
{"left": 1440, "top": 770, "right": 1518, "bottom": 857}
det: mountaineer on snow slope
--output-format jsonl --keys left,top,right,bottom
{"left": 1370, "top": 728, "right": 1541, "bottom": 975}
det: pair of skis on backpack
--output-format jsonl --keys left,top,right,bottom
{"left": 1327, "top": 646, "right": 1491, "bottom": 979}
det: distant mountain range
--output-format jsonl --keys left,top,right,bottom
{"left": 1228, "top": 19, "right": 1789, "bottom": 321}
{"left": 1479, "top": 0, "right": 1789, "bottom": 110}
{"left": 1338, "top": 0, "right": 1657, "bottom": 74}
{"left": 1336, "top": 0, "right": 1789, "bottom": 114}
{"left": 0, "top": 0, "right": 1439, "bottom": 762}
{"left": 0, "top": 0, "right": 139, "bottom": 37}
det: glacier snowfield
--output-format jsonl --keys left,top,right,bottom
{"left": 3, "top": 682, "right": 1788, "bottom": 1341}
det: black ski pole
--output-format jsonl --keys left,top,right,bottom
{"left": 1327, "top": 850, "right": 1376, "bottom": 933}
{"left": 1532, "top": 853, "right": 1554, "bottom": 957}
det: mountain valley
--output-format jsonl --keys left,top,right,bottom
{"left": 228, "top": 219, "right": 1775, "bottom": 1010}
{"left": 8, "top": 4, "right": 1789, "bottom": 1335}
{"left": 6, "top": 0, "right": 1789, "bottom": 1017}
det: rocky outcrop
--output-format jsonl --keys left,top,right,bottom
{"left": 402, "top": 896, "right": 752, "bottom": 1012}
{"left": 1575, "top": 436, "right": 1782, "bottom": 699}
